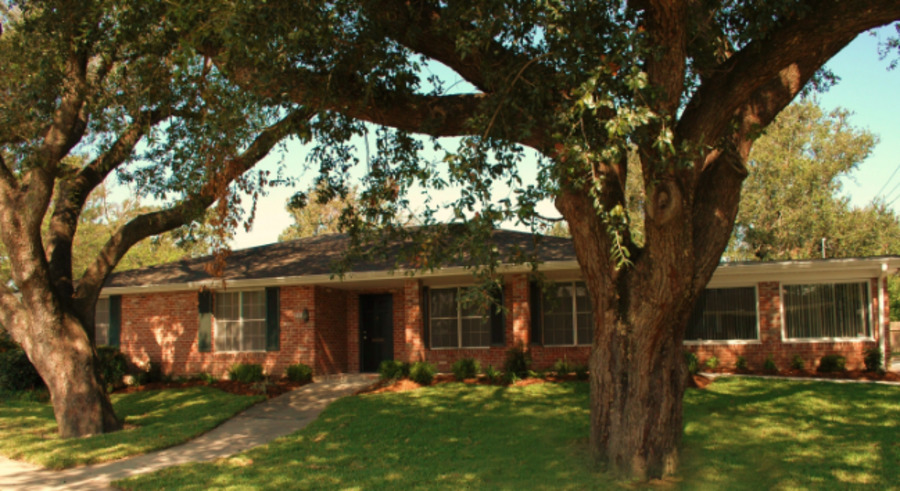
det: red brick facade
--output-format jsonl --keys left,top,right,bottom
{"left": 116, "top": 274, "right": 891, "bottom": 378}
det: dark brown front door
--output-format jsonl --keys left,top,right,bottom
{"left": 360, "top": 294, "right": 393, "bottom": 372}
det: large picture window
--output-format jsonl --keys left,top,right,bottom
{"left": 215, "top": 290, "right": 267, "bottom": 352}
{"left": 536, "top": 282, "right": 593, "bottom": 346}
{"left": 429, "top": 287, "right": 496, "bottom": 348}
{"left": 685, "top": 287, "right": 758, "bottom": 341}
{"left": 783, "top": 282, "right": 871, "bottom": 339}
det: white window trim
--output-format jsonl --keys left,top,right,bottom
{"left": 541, "top": 281, "right": 592, "bottom": 347}
{"left": 429, "top": 286, "right": 492, "bottom": 350}
{"left": 779, "top": 280, "right": 875, "bottom": 342}
{"left": 683, "top": 285, "right": 761, "bottom": 344}
{"left": 213, "top": 289, "right": 267, "bottom": 353}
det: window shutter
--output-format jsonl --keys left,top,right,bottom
{"left": 266, "top": 287, "right": 281, "bottom": 351}
{"left": 198, "top": 290, "right": 212, "bottom": 352}
{"left": 490, "top": 285, "right": 505, "bottom": 346}
{"left": 422, "top": 286, "right": 430, "bottom": 350}
{"left": 108, "top": 295, "right": 122, "bottom": 348}
{"left": 529, "top": 281, "right": 542, "bottom": 345}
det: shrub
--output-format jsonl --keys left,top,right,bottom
{"left": 229, "top": 363, "right": 265, "bottom": 383}
{"left": 790, "top": 355, "right": 805, "bottom": 370}
{"left": 409, "top": 361, "right": 436, "bottom": 385}
{"left": 451, "top": 358, "right": 481, "bottom": 381}
{"left": 483, "top": 364, "right": 503, "bottom": 384}
{"left": 378, "top": 360, "right": 410, "bottom": 380}
{"left": 0, "top": 349, "right": 44, "bottom": 391}
{"left": 0, "top": 331, "right": 18, "bottom": 352}
{"left": 684, "top": 351, "right": 700, "bottom": 375}
{"left": 817, "top": 354, "right": 846, "bottom": 373}
{"left": 735, "top": 356, "right": 748, "bottom": 371}
{"left": 863, "top": 348, "right": 882, "bottom": 372}
{"left": 573, "top": 364, "right": 589, "bottom": 380}
{"left": 96, "top": 346, "right": 128, "bottom": 391}
{"left": 763, "top": 355, "right": 777, "bottom": 373}
{"left": 135, "top": 361, "right": 165, "bottom": 385}
{"left": 553, "top": 358, "right": 573, "bottom": 375}
{"left": 705, "top": 356, "right": 719, "bottom": 370}
{"left": 504, "top": 345, "right": 532, "bottom": 379}
{"left": 286, "top": 363, "right": 313, "bottom": 383}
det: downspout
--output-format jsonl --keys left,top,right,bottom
{"left": 879, "top": 263, "right": 887, "bottom": 370}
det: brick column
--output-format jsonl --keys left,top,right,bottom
{"left": 508, "top": 274, "right": 530, "bottom": 346}
{"left": 403, "top": 279, "right": 425, "bottom": 362}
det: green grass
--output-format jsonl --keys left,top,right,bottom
{"left": 0, "top": 386, "right": 263, "bottom": 469}
{"left": 110, "top": 378, "right": 899, "bottom": 490}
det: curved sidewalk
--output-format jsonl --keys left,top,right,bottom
{"left": 0, "top": 373, "right": 377, "bottom": 491}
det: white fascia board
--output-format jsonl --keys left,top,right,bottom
{"left": 707, "top": 257, "right": 900, "bottom": 288}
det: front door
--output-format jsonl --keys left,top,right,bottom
{"left": 360, "top": 294, "right": 393, "bottom": 372}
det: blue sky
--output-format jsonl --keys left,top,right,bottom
{"left": 228, "top": 26, "right": 900, "bottom": 249}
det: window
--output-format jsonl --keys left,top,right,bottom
{"left": 214, "top": 290, "right": 267, "bottom": 351}
{"left": 685, "top": 287, "right": 758, "bottom": 341}
{"left": 95, "top": 297, "right": 110, "bottom": 346}
{"left": 429, "top": 287, "right": 494, "bottom": 348}
{"left": 783, "top": 282, "right": 871, "bottom": 339}
{"left": 536, "top": 282, "right": 593, "bottom": 346}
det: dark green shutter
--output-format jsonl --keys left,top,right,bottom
{"left": 529, "top": 281, "right": 542, "bottom": 346}
{"left": 490, "top": 285, "right": 505, "bottom": 346}
{"left": 198, "top": 290, "right": 212, "bottom": 352}
{"left": 108, "top": 295, "right": 122, "bottom": 348}
{"left": 422, "top": 287, "right": 430, "bottom": 349}
{"left": 266, "top": 287, "right": 281, "bottom": 351}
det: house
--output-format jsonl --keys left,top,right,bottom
{"left": 97, "top": 230, "right": 899, "bottom": 377}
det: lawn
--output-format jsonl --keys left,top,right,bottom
{"left": 116, "top": 377, "right": 900, "bottom": 490}
{"left": 0, "top": 386, "right": 263, "bottom": 469}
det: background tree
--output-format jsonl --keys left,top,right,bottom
{"left": 190, "top": 1, "right": 900, "bottom": 479}
{"left": 278, "top": 185, "right": 358, "bottom": 241}
{"left": 0, "top": 1, "right": 311, "bottom": 438}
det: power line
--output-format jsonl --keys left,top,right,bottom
{"left": 874, "top": 161, "right": 900, "bottom": 200}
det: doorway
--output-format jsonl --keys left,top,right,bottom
{"left": 359, "top": 294, "right": 394, "bottom": 372}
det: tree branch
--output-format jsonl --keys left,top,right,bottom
{"left": 642, "top": 0, "right": 689, "bottom": 117}
{"left": 0, "top": 153, "right": 15, "bottom": 190}
{"left": 73, "top": 108, "right": 314, "bottom": 308}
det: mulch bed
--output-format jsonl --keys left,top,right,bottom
{"left": 709, "top": 368, "right": 900, "bottom": 383}
{"left": 113, "top": 378, "right": 311, "bottom": 399}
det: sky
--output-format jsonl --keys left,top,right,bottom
{"left": 217, "top": 26, "right": 900, "bottom": 250}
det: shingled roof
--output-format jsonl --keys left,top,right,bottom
{"left": 104, "top": 229, "right": 577, "bottom": 289}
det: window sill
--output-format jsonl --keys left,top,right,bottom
{"left": 683, "top": 340, "right": 761, "bottom": 346}
{"left": 781, "top": 337, "right": 876, "bottom": 344}
{"left": 429, "top": 346, "right": 492, "bottom": 350}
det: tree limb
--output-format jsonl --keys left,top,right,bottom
{"left": 72, "top": 108, "right": 314, "bottom": 309}
{"left": 0, "top": 154, "right": 15, "bottom": 190}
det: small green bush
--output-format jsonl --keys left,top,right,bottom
{"left": 735, "top": 356, "right": 748, "bottom": 371}
{"left": 409, "top": 361, "right": 436, "bottom": 385}
{"left": 763, "top": 355, "right": 777, "bottom": 373}
{"left": 378, "top": 360, "right": 410, "bottom": 380}
{"left": 0, "top": 349, "right": 44, "bottom": 391}
{"left": 504, "top": 371, "right": 521, "bottom": 385}
{"left": 790, "top": 355, "right": 805, "bottom": 370}
{"left": 135, "top": 361, "right": 165, "bottom": 385}
{"left": 483, "top": 364, "right": 503, "bottom": 384}
{"left": 504, "top": 345, "right": 532, "bottom": 379}
{"left": 229, "top": 363, "right": 265, "bottom": 383}
{"left": 573, "top": 364, "right": 589, "bottom": 380}
{"left": 286, "top": 363, "right": 313, "bottom": 383}
{"left": 684, "top": 351, "right": 700, "bottom": 375}
{"left": 96, "top": 346, "right": 128, "bottom": 391}
{"left": 817, "top": 354, "right": 846, "bottom": 373}
{"left": 553, "top": 358, "right": 573, "bottom": 375}
{"left": 863, "top": 348, "right": 882, "bottom": 372}
{"left": 704, "top": 356, "right": 719, "bottom": 370}
{"left": 451, "top": 358, "right": 481, "bottom": 381}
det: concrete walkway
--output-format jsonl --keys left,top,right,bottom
{"left": 0, "top": 373, "right": 377, "bottom": 491}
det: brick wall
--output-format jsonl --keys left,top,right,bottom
{"left": 314, "top": 286, "right": 348, "bottom": 374}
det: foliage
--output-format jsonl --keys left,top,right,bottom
{"left": 96, "top": 346, "right": 128, "bottom": 392}
{"left": 504, "top": 345, "right": 532, "bottom": 379}
{"left": 117, "top": 379, "right": 900, "bottom": 490}
{"left": 574, "top": 364, "right": 589, "bottom": 381}
{"left": 285, "top": 363, "right": 314, "bottom": 383}
{"left": 408, "top": 361, "right": 436, "bottom": 386}
{"left": 451, "top": 358, "right": 481, "bottom": 381}
{"left": 229, "top": 363, "right": 266, "bottom": 383}
{"left": 684, "top": 351, "right": 700, "bottom": 375}
{"left": 704, "top": 356, "right": 719, "bottom": 370}
{"left": 133, "top": 361, "right": 165, "bottom": 386}
{"left": 763, "top": 355, "right": 778, "bottom": 373}
{"left": 378, "top": 360, "right": 410, "bottom": 381}
{"left": 553, "top": 357, "right": 574, "bottom": 375}
{"left": 790, "top": 355, "right": 805, "bottom": 370}
{"left": 816, "top": 355, "right": 847, "bottom": 373}
{"left": 863, "top": 348, "right": 883, "bottom": 372}
{"left": 0, "top": 349, "right": 44, "bottom": 391}
{"left": 0, "top": 331, "right": 17, "bottom": 352}
{"left": 483, "top": 365, "right": 503, "bottom": 384}
{"left": 0, "top": 387, "right": 262, "bottom": 469}
{"left": 735, "top": 356, "right": 748, "bottom": 371}
{"left": 279, "top": 184, "right": 359, "bottom": 241}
